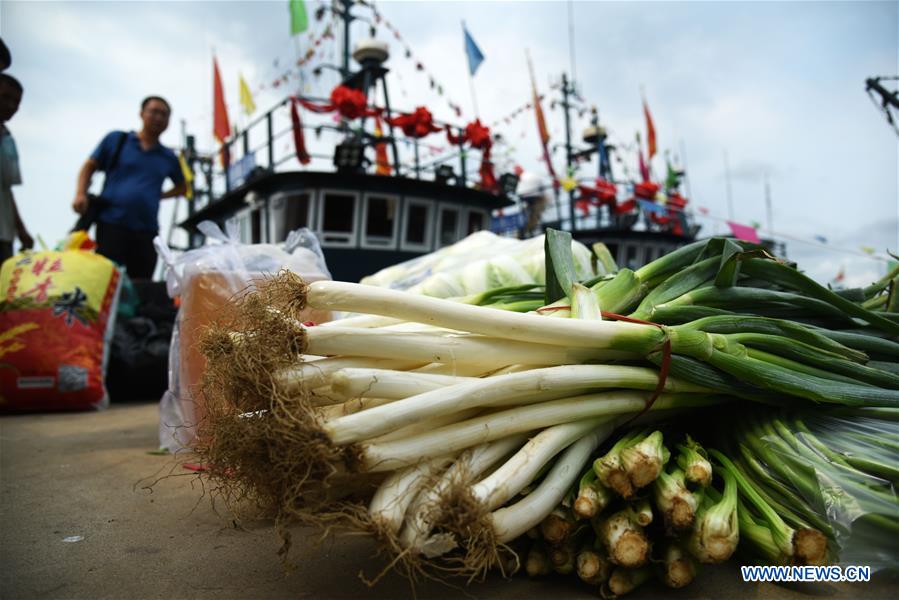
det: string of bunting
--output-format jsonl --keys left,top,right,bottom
{"left": 489, "top": 96, "right": 544, "bottom": 129}
{"left": 371, "top": 6, "right": 465, "bottom": 119}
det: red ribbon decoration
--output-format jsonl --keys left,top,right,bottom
{"left": 296, "top": 85, "right": 381, "bottom": 120}
{"left": 386, "top": 106, "right": 442, "bottom": 138}
{"left": 634, "top": 181, "right": 660, "bottom": 200}
{"left": 447, "top": 119, "right": 498, "bottom": 192}
{"left": 290, "top": 97, "right": 311, "bottom": 165}
{"left": 600, "top": 311, "right": 672, "bottom": 419}
{"left": 329, "top": 85, "right": 371, "bottom": 120}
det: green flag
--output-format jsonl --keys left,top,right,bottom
{"left": 290, "top": 0, "right": 308, "bottom": 35}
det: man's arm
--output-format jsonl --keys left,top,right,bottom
{"left": 73, "top": 158, "right": 99, "bottom": 214}
{"left": 160, "top": 182, "right": 188, "bottom": 200}
{"left": 10, "top": 191, "right": 33, "bottom": 250}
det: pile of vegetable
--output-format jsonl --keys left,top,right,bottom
{"left": 194, "top": 230, "right": 898, "bottom": 593}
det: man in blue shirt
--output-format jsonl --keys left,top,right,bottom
{"left": 73, "top": 96, "right": 186, "bottom": 278}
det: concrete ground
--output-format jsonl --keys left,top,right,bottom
{"left": 1, "top": 402, "right": 896, "bottom": 600}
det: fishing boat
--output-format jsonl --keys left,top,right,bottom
{"left": 176, "top": 0, "right": 702, "bottom": 281}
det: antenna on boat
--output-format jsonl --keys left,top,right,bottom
{"left": 723, "top": 149, "right": 734, "bottom": 221}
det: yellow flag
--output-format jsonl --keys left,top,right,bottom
{"left": 560, "top": 176, "right": 577, "bottom": 192}
{"left": 239, "top": 73, "right": 256, "bottom": 115}
{"left": 178, "top": 152, "right": 194, "bottom": 200}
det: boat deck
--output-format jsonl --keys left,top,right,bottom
{"left": 2, "top": 402, "right": 896, "bottom": 599}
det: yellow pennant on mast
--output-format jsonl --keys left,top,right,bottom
{"left": 239, "top": 73, "right": 256, "bottom": 116}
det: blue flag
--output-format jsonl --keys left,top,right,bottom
{"left": 463, "top": 24, "right": 485, "bottom": 75}
{"left": 637, "top": 199, "right": 667, "bottom": 215}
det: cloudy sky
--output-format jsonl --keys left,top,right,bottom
{"left": 2, "top": 0, "right": 897, "bottom": 285}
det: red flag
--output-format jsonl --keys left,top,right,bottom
{"left": 213, "top": 57, "right": 231, "bottom": 143}
{"left": 637, "top": 135, "right": 650, "bottom": 182}
{"left": 643, "top": 96, "right": 657, "bottom": 160}
{"left": 527, "top": 52, "right": 558, "bottom": 190}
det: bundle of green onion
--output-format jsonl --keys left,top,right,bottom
{"left": 193, "top": 228, "right": 898, "bottom": 593}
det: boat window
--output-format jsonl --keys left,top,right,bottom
{"left": 466, "top": 210, "right": 487, "bottom": 235}
{"left": 270, "top": 193, "right": 311, "bottom": 242}
{"left": 363, "top": 195, "right": 398, "bottom": 246}
{"left": 319, "top": 191, "right": 358, "bottom": 247}
{"left": 322, "top": 193, "right": 356, "bottom": 232}
{"left": 402, "top": 199, "right": 433, "bottom": 251}
{"left": 438, "top": 207, "right": 460, "bottom": 247}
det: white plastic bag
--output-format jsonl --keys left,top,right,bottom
{"left": 155, "top": 220, "right": 332, "bottom": 452}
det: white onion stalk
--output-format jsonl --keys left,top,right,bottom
{"left": 317, "top": 396, "right": 395, "bottom": 419}
{"left": 325, "top": 365, "right": 712, "bottom": 445}
{"left": 304, "top": 326, "right": 636, "bottom": 367}
{"left": 277, "top": 357, "right": 426, "bottom": 392}
{"left": 398, "top": 435, "right": 527, "bottom": 558}
{"left": 317, "top": 313, "right": 403, "bottom": 329}
{"left": 302, "top": 280, "right": 658, "bottom": 352}
{"left": 368, "top": 457, "right": 453, "bottom": 536}
{"left": 330, "top": 368, "right": 475, "bottom": 400}
{"left": 366, "top": 408, "right": 484, "bottom": 444}
{"left": 474, "top": 419, "right": 616, "bottom": 513}
{"left": 359, "top": 394, "right": 719, "bottom": 472}
{"left": 490, "top": 428, "right": 607, "bottom": 544}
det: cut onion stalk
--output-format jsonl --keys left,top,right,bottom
{"left": 687, "top": 467, "right": 738, "bottom": 563}
{"left": 660, "top": 542, "right": 697, "bottom": 589}
{"left": 593, "top": 429, "right": 646, "bottom": 498}
{"left": 607, "top": 566, "right": 653, "bottom": 596}
{"left": 525, "top": 542, "right": 552, "bottom": 577}
{"left": 627, "top": 498, "right": 653, "bottom": 527}
{"left": 653, "top": 467, "right": 700, "bottom": 532}
{"left": 549, "top": 540, "right": 577, "bottom": 575}
{"left": 576, "top": 542, "right": 612, "bottom": 585}
{"left": 710, "top": 449, "right": 827, "bottom": 565}
{"left": 540, "top": 509, "right": 575, "bottom": 546}
{"left": 620, "top": 430, "right": 670, "bottom": 489}
{"left": 573, "top": 467, "right": 613, "bottom": 519}
{"left": 598, "top": 509, "right": 651, "bottom": 568}
{"left": 676, "top": 435, "right": 712, "bottom": 487}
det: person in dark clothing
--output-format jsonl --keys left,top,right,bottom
{"left": 73, "top": 96, "right": 187, "bottom": 279}
{"left": 1, "top": 73, "right": 33, "bottom": 264}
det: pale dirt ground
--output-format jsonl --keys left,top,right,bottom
{"left": 1, "top": 402, "right": 896, "bottom": 600}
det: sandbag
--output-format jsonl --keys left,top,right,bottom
{"left": 0, "top": 250, "right": 121, "bottom": 411}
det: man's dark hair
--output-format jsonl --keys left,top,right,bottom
{"left": 141, "top": 95, "right": 171, "bottom": 114}
{"left": 0, "top": 38, "right": 10, "bottom": 71}
{"left": 0, "top": 73, "right": 22, "bottom": 94}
